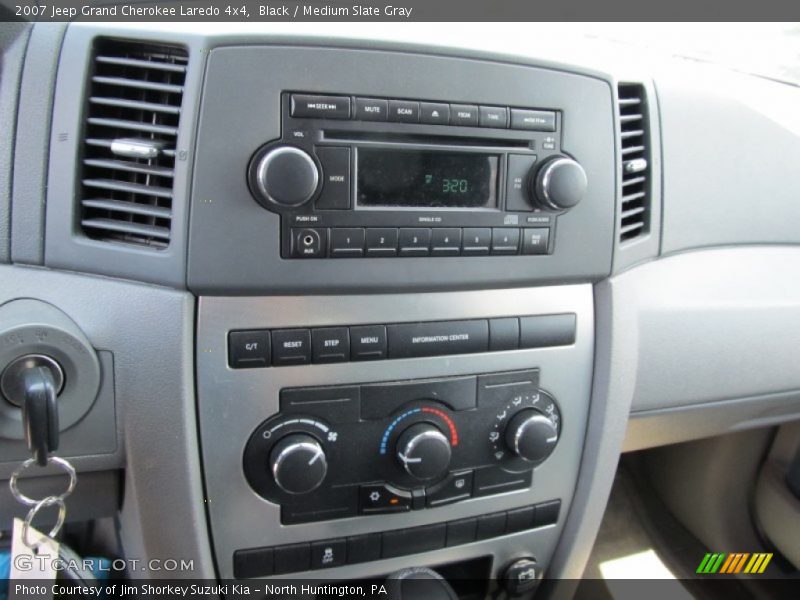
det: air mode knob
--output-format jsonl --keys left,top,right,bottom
{"left": 269, "top": 433, "right": 327, "bottom": 494}
{"left": 505, "top": 409, "right": 559, "bottom": 464}
{"left": 251, "top": 145, "right": 319, "bottom": 208}
{"left": 534, "top": 156, "right": 587, "bottom": 210}
{"left": 396, "top": 423, "right": 452, "bottom": 481}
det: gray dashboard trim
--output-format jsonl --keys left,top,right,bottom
{"left": 0, "top": 22, "right": 31, "bottom": 264}
{"left": 10, "top": 23, "right": 67, "bottom": 266}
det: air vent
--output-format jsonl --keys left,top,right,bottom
{"left": 80, "top": 40, "right": 188, "bottom": 248}
{"left": 617, "top": 83, "right": 650, "bottom": 243}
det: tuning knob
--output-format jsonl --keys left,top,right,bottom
{"left": 251, "top": 145, "right": 319, "bottom": 208}
{"left": 505, "top": 409, "right": 559, "bottom": 464}
{"left": 269, "top": 433, "right": 327, "bottom": 494}
{"left": 395, "top": 423, "right": 452, "bottom": 481}
{"left": 534, "top": 156, "right": 587, "bottom": 210}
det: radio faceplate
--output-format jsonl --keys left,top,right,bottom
{"left": 249, "top": 93, "right": 570, "bottom": 259}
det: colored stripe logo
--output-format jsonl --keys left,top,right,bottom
{"left": 697, "top": 552, "right": 772, "bottom": 574}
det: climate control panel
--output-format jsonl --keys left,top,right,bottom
{"left": 242, "top": 369, "right": 560, "bottom": 524}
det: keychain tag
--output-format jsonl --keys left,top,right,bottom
{"left": 10, "top": 517, "right": 57, "bottom": 600}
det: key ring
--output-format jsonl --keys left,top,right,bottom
{"left": 9, "top": 456, "right": 76, "bottom": 507}
{"left": 22, "top": 496, "right": 66, "bottom": 552}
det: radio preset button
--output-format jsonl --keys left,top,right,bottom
{"left": 521, "top": 228, "right": 550, "bottom": 255}
{"left": 330, "top": 228, "right": 365, "bottom": 257}
{"left": 462, "top": 228, "right": 492, "bottom": 255}
{"left": 511, "top": 109, "right": 556, "bottom": 132}
{"left": 311, "top": 327, "right": 350, "bottom": 363}
{"left": 272, "top": 329, "right": 312, "bottom": 365}
{"left": 491, "top": 228, "right": 520, "bottom": 255}
{"left": 431, "top": 228, "right": 461, "bottom": 256}
{"left": 388, "top": 100, "right": 420, "bottom": 123}
{"left": 350, "top": 325, "right": 388, "bottom": 361}
{"left": 290, "top": 94, "right": 351, "bottom": 120}
{"left": 506, "top": 154, "right": 538, "bottom": 212}
{"left": 450, "top": 104, "right": 479, "bottom": 127}
{"left": 366, "top": 228, "right": 398, "bottom": 257}
{"left": 398, "top": 228, "right": 431, "bottom": 256}
{"left": 355, "top": 97, "right": 388, "bottom": 122}
{"left": 420, "top": 102, "right": 450, "bottom": 125}
{"left": 479, "top": 106, "right": 509, "bottom": 128}
{"left": 315, "top": 147, "right": 351, "bottom": 210}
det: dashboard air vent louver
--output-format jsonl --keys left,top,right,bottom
{"left": 80, "top": 40, "right": 188, "bottom": 249}
{"left": 617, "top": 83, "right": 650, "bottom": 243}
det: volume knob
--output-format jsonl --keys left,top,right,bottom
{"left": 252, "top": 145, "right": 319, "bottom": 208}
{"left": 269, "top": 433, "right": 327, "bottom": 494}
{"left": 534, "top": 156, "right": 587, "bottom": 210}
{"left": 505, "top": 409, "right": 559, "bottom": 464}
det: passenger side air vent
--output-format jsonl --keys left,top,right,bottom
{"left": 617, "top": 83, "right": 650, "bottom": 243}
{"left": 80, "top": 40, "right": 188, "bottom": 248}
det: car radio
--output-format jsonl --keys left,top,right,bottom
{"left": 246, "top": 93, "right": 588, "bottom": 259}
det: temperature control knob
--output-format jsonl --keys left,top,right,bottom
{"left": 505, "top": 409, "right": 559, "bottom": 464}
{"left": 395, "top": 423, "right": 452, "bottom": 481}
{"left": 534, "top": 156, "right": 587, "bottom": 210}
{"left": 251, "top": 145, "right": 319, "bottom": 208}
{"left": 269, "top": 433, "right": 327, "bottom": 494}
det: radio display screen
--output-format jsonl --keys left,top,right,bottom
{"left": 357, "top": 149, "right": 498, "bottom": 208}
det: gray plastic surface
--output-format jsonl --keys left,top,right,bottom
{"left": 10, "top": 23, "right": 67, "bottom": 265}
{"left": 0, "top": 299, "right": 101, "bottom": 440}
{"left": 0, "top": 264, "right": 215, "bottom": 579}
{"left": 188, "top": 46, "right": 615, "bottom": 294}
{"left": 196, "top": 285, "right": 594, "bottom": 580}
{"left": 44, "top": 25, "right": 205, "bottom": 288}
{"left": 0, "top": 23, "right": 31, "bottom": 264}
{"left": 657, "top": 64, "right": 800, "bottom": 254}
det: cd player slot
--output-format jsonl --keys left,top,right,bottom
{"left": 322, "top": 129, "right": 532, "bottom": 149}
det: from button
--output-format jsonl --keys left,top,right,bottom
{"left": 534, "top": 500, "right": 561, "bottom": 527}
{"left": 366, "top": 228, "right": 398, "bottom": 257}
{"left": 347, "top": 533, "right": 382, "bottom": 564}
{"left": 311, "top": 327, "right": 350, "bottom": 363}
{"left": 431, "top": 228, "right": 461, "bottom": 256}
{"left": 450, "top": 104, "right": 479, "bottom": 127}
{"left": 355, "top": 97, "right": 388, "bottom": 121}
{"left": 272, "top": 329, "right": 311, "bottom": 365}
{"left": 233, "top": 547, "right": 273, "bottom": 579}
{"left": 492, "top": 228, "right": 520, "bottom": 255}
{"left": 330, "top": 228, "right": 365, "bottom": 257}
{"left": 519, "top": 314, "right": 576, "bottom": 348}
{"left": 228, "top": 330, "right": 270, "bottom": 369}
{"left": 382, "top": 524, "right": 446, "bottom": 558}
{"left": 273, "top": 543, "right": 310, "bottom": 574}
{"left": 291, "top": 227, "right": 326, "bottom": 258}
{"left": 479, "top": 106, "right": 509, "bottom": 128}
{"left": 462, "top": 228, "right": 491, "bottom": 255}
{"left": 311, "top": 539, "right": 346, "bottom": 569}
{"left": 506, "top": 154, "right": 537, "bottom": 212}
{"left": 388, "top": 100, "right": 420, "bottom": 123}
{"left": 476, "top": 512, "right": 507, "bottom": 540}
{"left": 510, "top": 109, "right": 556, "bottom": 131}
{"left": 398, "top": 228, "right": 431, "bottom": 256}
{"left": 489, "top": 318, "right": 520, "bottom": 351}
{"left": 522, "top": 228, "right": 550, "bottom": 255}
{"left": 387, "top": 319, "right": 488, "bottom": 359}
{"left": 291, "top": 94, "right": 351, "bottom": 120}
{"left": 446, "top": 518, "right": 477, "bottom": 547}
{"left": 420, "top": 102, "right": 450, "bottom": 125}
{"left": 426, "top": 471, "right": 473, "bottom": 507}
{"left": 315, "top": 147, "right": 351, "bottom": 210}
{"left": 350, "top": 325, "right": 387, "bottom": 361}
{"left": 360, "top": 483, "right": 412, "bottom": 514}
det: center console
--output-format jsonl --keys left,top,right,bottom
{"left": 190, "top": 43, "right": 614, "bottom": 588}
